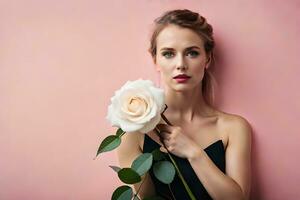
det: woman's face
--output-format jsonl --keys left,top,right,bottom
{"left": 155, "top": 25, "right": 209, "bottom": 92}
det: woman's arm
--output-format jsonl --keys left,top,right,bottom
{"left": 116, "top": 131, "right": 156, "bottom": 198}
{"left": 188, "top": 116, "right": 252, "bottom": 200}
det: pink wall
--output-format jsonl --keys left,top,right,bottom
{"left": 1, "top": 0, "right": 299, "bottom": 199}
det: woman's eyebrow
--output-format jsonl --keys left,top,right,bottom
{"left": 159, "top": 46, "right": 200, "bottom": 51}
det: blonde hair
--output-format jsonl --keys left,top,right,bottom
{"left": 148, "top": 9, "right": 217, "bottom": 107}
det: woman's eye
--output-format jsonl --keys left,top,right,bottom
{"left": 161, "top": 51, "right": 199, "bottom": 58}
{"left": 162, "top": 51, "right": 174, "bottom": 58}
{"left": 187, "top": 51, "right": 199, "bottom": 57}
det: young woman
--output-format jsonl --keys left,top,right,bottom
{"left": 117, "top": 9, "right": 252, "bottom": 200}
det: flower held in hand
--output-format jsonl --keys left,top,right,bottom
{"left": 106, "top": 79, "right": 165, "bottom": 133}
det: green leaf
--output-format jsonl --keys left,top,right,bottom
{"left": 153, "top": 161, "right": 175, "bottom": 184}
{"left": 116, "top": 128, "right": 125, "bottom": 137}
{"left": 131, "top": 153, "right": 153, "bottom": 176}
{"left": 151, "top": 148, "right": 166, "bottom": 161}
{"left": 109, "top": 165, "right": 121, "bottom": 173}
{"left": 118, "top": 168, "right": 141, "bottom": 184}
{"left": 143, "top": 196, "right": 165, "bottom": 200}
{"left": 112, "top": 185, "right": 133, "bottom": 200}
{"left": 96, "top": 135, "right": 121, "bottom": 156}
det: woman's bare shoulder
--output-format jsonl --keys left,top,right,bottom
{"left": 214, "top": 109, "right": 250, "bottom": 125}
{"left": 216, "top": 110, "right": 252, "bottom": 143}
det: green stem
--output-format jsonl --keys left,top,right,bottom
{"left": 119, "top": 131, "right": 126, "bottom": 137}
{"left": 154, "top": 128, "right": 196, "bottom": 200}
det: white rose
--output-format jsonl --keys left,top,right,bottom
{"left": 106, "top": 79, "right": 165, "bottom": 133}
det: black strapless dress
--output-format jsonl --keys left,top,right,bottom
{"left": 142, "top": 134, "right": 226, "bottom": 200}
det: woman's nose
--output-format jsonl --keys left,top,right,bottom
{"left": 175, "top": 54, "right": 187, "bottom": 70}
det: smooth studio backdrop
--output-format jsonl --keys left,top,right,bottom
{"left": 1, "top": 0, "right": 299, "bottom": 199}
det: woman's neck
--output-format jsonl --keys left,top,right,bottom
{"left": 164, "top": 85, "right": 214, "bottom": 123}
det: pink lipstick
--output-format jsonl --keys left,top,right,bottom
{"left": 173, "top": 74, "right": 191, "bottom": 83}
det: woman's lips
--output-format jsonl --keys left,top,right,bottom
{"left": 174, "top": 77, "right": 190, "bottom": 83}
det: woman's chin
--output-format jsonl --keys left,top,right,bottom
{"left": 163, "top": 80, "right": 200, "bottom": 92}
{"left": 171, "top": 84, "right": 194, "bottom": 92}
{"left": 170, "top": 81, "right": 201, "bottom": 92}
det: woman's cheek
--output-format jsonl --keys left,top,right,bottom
{"left": 160, "top": 67, "right": 172, "bottom": 80}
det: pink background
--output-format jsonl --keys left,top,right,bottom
{"left": 1, "top": 0, "right": 299, "bottom": 199}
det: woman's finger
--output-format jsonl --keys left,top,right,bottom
{"left": 159, "top": 146, "right": 168, "bottom": 153}
{"left": 163, "top": 138, "right": 171, "bottom": 146}
{"left": 156, "top": 124, "right": 172, "bottom": 133}
{"left": 159, "top": 131, "right": 172, "bottom": 139}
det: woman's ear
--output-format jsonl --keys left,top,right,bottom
{"left": 207, "top": 55, "right": 211, "bottom": 64}
{"left": 205, "top": 54, "right": 212, "bottom": 68}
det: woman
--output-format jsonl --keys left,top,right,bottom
{"left": 117, "top": 9, "right": 252, "bottom": 200}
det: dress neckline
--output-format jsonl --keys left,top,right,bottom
{"left": 144, "top": 134, "right": 224, "bottom": 151}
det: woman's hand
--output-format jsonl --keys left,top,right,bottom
{"left": 156, "top": 124, "right": 202, "bottom": 159}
